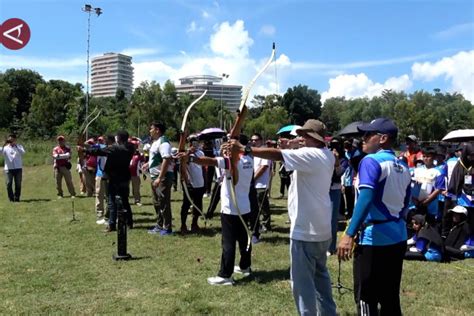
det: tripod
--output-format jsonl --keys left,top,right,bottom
{"left": 333, "top": 259, "right": 352, "bottom": 296}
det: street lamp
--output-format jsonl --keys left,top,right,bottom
{"left": 220, "top": 73, "right": 229, "bottom": 129}
{"left": 82, "top": 4, "right": 103, "bottom": 139}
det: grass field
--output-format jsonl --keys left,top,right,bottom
{"left": 0, "top": 164, "right": 473, "bottom": 315}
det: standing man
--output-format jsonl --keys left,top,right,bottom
{"left": 1, "top": 134, "right": 25, "bottom": 202}
{"left": 250, "top": 133, "right": 272, "bottom": 234}
{"left": 229, "top": 120, "right": 337, "bottom": 315}
{"left": 144, "top": 122, "right": 174, "bottom": 236}
{"left": 52, "top": 136, "right": 76, "bottom": 198}
{"left": 400, "top": 135, "right": 423, "bottom": 168}
{"left": 338, "top": 118, "right": 411, "bottom": 316}
{"left": 84, "top": 131, "right": 135, "bottom": 232}
{"left": 179, "top": 136, "right": 205, "bottom": 234}
{"left": 94, "top": 136, "right": 110, "bottom": 225}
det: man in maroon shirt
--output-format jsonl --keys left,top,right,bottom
{"left": 52, "top": 136, "right": 76, "bottom": 198}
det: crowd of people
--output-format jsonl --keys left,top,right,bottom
{"left": 2, "top": 117, "right": 474, "bottom": 316}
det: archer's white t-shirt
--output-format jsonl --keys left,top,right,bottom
{"left": 217, "top": 155, "right": 253, "bottom": 215}
{"left": 254, "top": 156, "right": 271, "bottom": 189}
{"left": 187, "top": 150, "right": 205, "bottom": 188}
{"left": 282, "top": 147, "right": 335, "bottom": 242}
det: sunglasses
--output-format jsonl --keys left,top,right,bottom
{"left": 250, "top": 138, "right": 260, "bottom": 142}
{"left": 363, "top": 131, "right": 385, "bottom": 139}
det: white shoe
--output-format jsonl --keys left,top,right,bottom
{"left": 96, "top": 219, "right": 107, "bottom": 225}
{"left": 135, "top": 202, "right": 142, "bottom": 207}
{"left": 207, "top": 276, "right": 234, "bottom": 286}
{"left": 233, "top": 266, "right": 251, "bottom": 276}
{"left": 460, "top": 245, "right": 474, "bottom": 251}
{"left": 203, "top": 193, "right": 209, "bottom": 198}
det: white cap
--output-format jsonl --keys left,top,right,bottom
{"left": 143, "top": 143, "right": 151, "bottom": 152}
{"left": 171, "top": 147, "right": 178, "bottom": 155}
{"left": 448, "top": 205, "right": 468, "bottom": 215}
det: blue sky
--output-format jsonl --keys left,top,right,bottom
{"left": 1, "top": 0, "right": 473, "bottom": 102}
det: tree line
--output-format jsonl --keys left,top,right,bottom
{"left": 1, "top": 68, "right": 472, "bottom": 142}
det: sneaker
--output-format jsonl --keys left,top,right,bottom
{"left": 234, "top": 266, "right": 251, "bottom": 276}
{"left": 135, "top": 202, "right": 142, "bottom": 206}
{"left": 96, "top": 218, "right": 107, "bottom": 225}
{"left": 148, "top": 225, "right": 162, "bottom": 234}
{"left": 71, "top": 196, "right": 76, "bottom": 199}
{"left": 159, "top": 229, "right": 173, "bottom": 236}
{"left": 191, "top": 223, "right": 200, "bottom": 233}
{"left": 251, "top": 235, "right": 260, "bottom": 244}
{"left": 203, "top": 193, "right": 210, "bottom": 198}
{"left": 57, "top": 195, "right": 63, "bottom": 199}
{"left": 207, "top": 276, "right": 234, "bottom": 286}
{"left": 180, "top": 225, "right": 188, "bottom": 235}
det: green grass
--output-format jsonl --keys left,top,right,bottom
{"left": 0, "top": 165, "right": 473, "bottom": 315}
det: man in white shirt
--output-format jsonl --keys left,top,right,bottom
{"left": 180, "top": 137, "right": 206, "bottom": 234}
{"left": 143, "top": 122, "right": 174, "bottom": 235}
{"left": 250, "top": 133, "right": 272, "bottom": 240}
{"left": 179, "top": 134, "right": 254, "bottom": 286}
{"left": 228, "top": 120, "right": 337, "bottom": 316}
{"left": 1, "top": 134, "right": 25, "bottom": 202}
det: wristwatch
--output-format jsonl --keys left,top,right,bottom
{"left": 244, "top": 144, "right": 252, "bottom": 155}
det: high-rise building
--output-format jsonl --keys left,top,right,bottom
{"left": 176, "top": 75, "right": 242, "bottom": 111}
{"left": 91, "top": 53, "right": 134, "bottom": 98}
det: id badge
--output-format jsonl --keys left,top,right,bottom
{"left": 465, "top": 175, "right": 472, "bottom": 185}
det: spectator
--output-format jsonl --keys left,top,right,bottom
{"left": 1, "top": 134, "right": 25, "bottom": 202}
{"left": 444, "top": 206, "right": 474, "bottom": 259}
{"left": 94, "top": 136, "right": 111, "bottom": 225}
{"left": 52, "top": 136, "right": 76, "bottom": 199}
{"left": 338, "top": 118, "right": 411, "bottom": 316}
{"left": 405, "top": 214, "right": 443, "bottom": 262}
{"left": 400, "top": 135, "right": 423, "bottom": 168}
{"left": 129, "top": 139, "right": 144, "bottom": 206}
{"left": 82, "top": 138, "right": 97, "bottom": 197}
{"left": 411, "top": 147, "right": 445, "bottom": 225}
{"left": 447, "top": 143, "right": 474, "bottom": 236}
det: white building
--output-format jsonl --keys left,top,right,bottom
{"left": 91, "top": 53, "right": 134, "bottom": 98}
{"left": 176, "top": 75, "right": 242, "bottom": 111}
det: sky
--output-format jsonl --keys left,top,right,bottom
{"left": 1, "top": 0, "right": 473, "bottom": 103}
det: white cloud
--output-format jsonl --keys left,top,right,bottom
{"left": 133, "top": 61, "right": 176, "bottom": 86}
{"left": 120, "top": 48, "right": 159, "bottom": 57}
{"left": 412, "top": 50, "right": 474, "bottom": 102}
{"left": 321, "top": 73, "right": 412, "bottom": 103}
{"left": 210, "top": 20, "right": 253, "bottom": 58}
{"left": 433, "top": 23, "right": 474, "bottom": 40}
{"left": 259, "top": 25, "right": 276, "bottom": 36}
{"left": 202, "top": 10, "right": 210, "bottom": 18}
{"left": 0, "top": 55, "right": 84, "bottom": 69}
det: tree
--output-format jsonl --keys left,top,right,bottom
{"left": 1, "top": 69, "right": 45, "bottom": 122}
{"left": 0, "top": 82, "right": 16, "bottom": 129}
{"left": 281, "top": 85, "right": 322, "bottom": 125}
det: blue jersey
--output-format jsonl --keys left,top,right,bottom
{"left": 357, "top": 150, "right": 411, "bottom": 246}
{"left": 436, "top": 163, "right": 447, "bottom": 202}
{"left": 412, "top": 165, "right": 445, "bottom": 216}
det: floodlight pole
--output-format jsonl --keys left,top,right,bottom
{"left": 220, "top": 73, "right": 229, "bottom": 130}
{"left": 82, "top": 4, "right": 102, "bottom": 139}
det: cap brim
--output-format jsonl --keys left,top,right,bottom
{"left": 357, "top": 123, "right": 377, "bottom": 133}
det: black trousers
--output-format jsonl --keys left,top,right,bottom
{"left": 279, "top": 176, "right": 290, "bottom": 196}
{"left": 218, "top": 213, "right": 252, "bottom": 278}
{"left": 257, "top": 188, "right": 271, "bottom": 229}
{"left": 249, "top": 185, "right": 259, "bottom": 237}
{"left": 5, "top": 168, "right": 22, "bottom": 202}
{"left": 205, "top": 181, "right": 221, "bottom": 218}
{"left": 344, "top": 186, "right": 355, "bottom": 219}
{"left": 107, "top": 180, "right": 133, "bottom": 227}
{"left": 353, "top": 241, "right": 406, "bottom": 316}
{"left": 180, "top": 185, "right": 205, "bottom": 226}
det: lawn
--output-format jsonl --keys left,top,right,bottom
{"left": 0, "top": 164, "right": 473, "bottom": 315}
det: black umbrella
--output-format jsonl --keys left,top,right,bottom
{"left": 337, "top": 121, "right": 366, "bottom": 137}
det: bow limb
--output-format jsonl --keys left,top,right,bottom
{"left": 178, "top": 90, "right": 208, "bottom": 225}
{"left": 228, "top": 42, "right": 276, "bottom": 251}
{"left": 77, "top": 108, "right": 102, "bottom": 161}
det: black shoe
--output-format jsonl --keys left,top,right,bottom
{"left": 104, "top": 225, "right": 116, "bottom": 233}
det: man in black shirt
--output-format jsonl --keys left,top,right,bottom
{"left": 84, "top": 130, "right": 135, "bottom": 232}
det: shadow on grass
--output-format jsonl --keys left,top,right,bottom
{"left": 267, "top": 226, "right": 290, "bottom": 234}
{"left": 259, "top": 235, "right": 290, "bottom": 245}
{"left": 270, "top": 205, "right": 288, "bottom": 215}
{"left": 237, "top": 268, "right": 290, "bottom": 285}
{"left": 178, "top": 226, "right": 221, "bottom": 237}
{"left": 20, "top": 198, "right": 52, "bottom": 203}
{"left": 133, "top": 217, "right": 156, "bottom": 224}
{"left": 133, "top": 211, "right": 154, "bottom": 216}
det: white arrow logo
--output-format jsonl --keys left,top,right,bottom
{"left": 3, "top": 23, "right": 24, "bottom": 45}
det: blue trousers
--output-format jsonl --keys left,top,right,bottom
{"left": 290, "top": 238, "right": 337, "bottom": 316}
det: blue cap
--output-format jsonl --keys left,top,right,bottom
{"left": 357, "top": 118, "right": 398, "bottom": 137}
